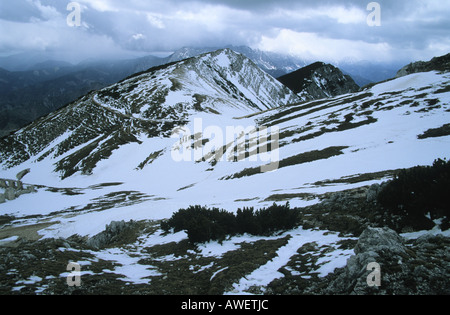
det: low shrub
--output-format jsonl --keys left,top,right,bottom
{"left": 377, "top": 158, "right": 450, "bottom": 230}
{"left": 161, "top": 205, "right": 236, "bottom": 243}
{"left": 161, "top": 203, "right": 300, "bottom": 243}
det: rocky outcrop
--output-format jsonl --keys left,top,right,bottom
{"left": 277, "top": 62, "right": 360, "bottom": 101}
{"left": 396, "top": 52, "right": 450, "bottom": 77}
{"left": 323, "top": 227, "right": 450, "bottom": 295}
{"left": 86, "top": 220, "right": 139, "bottom": 250}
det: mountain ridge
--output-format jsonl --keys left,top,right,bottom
{"left": 277, "top": 62, "right": 360, "bottom": 101}
{"left": 0, "top": 46, "right": 305, "bottom": 137}
{"left": 396, "top": 52, "right": 450, "bottom": 77}
{"left": 0, "top": 45, "right": 413, "bottom": 137}
{"left": 0, "top": 48, "right": 299, "bottom": 178}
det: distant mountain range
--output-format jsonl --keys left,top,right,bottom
{"left": 0, "top": 54, "right": 165, "bottom": 137}
{"left": 0, "top": 45, "right": 402, "bottom": 137}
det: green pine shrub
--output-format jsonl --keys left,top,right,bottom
{"left": 161, "top": 203, "right": 300, "bottom": 243}
{"left": 377, "top": 158, "right": 450, "bottom": 230}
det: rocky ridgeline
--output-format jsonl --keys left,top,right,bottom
{"left": 277, "top": 62, "right": 360, "bottom": 101}
{"left": 0, "top": 169, "right": 36, "bottom": 204}
{"left": 396, "top": 52, "right": 450, "bottom": 77}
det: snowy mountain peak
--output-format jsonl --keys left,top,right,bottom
{"left": 167, "top": 45, "right": 308, "bottom": 78}
{"left": 0, "top": 48, "right": 299, "bottom": 179}
{"left": 93, "top": 48, "right": 299, "bottom": 120}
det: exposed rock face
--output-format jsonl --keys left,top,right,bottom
{"left": 354, "top": 227, "right": 406, "bottom": 255}
{"left": 324, "top": 227, "right": 450, "bottom": 295}
{"left": 86, "top": 220, "right": 139, "bottom": 250}
{"left": 277, "top": 62, "right": 360, "bottom": 101}
{"left": 365, "top": 183, "right": 384, "bottom": 203}
{"left": 396, "top": 52, "right": 450, "bottom": 77}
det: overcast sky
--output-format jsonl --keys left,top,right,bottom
{"left": 1, "top": 0, "right": 449, "bottom": 64}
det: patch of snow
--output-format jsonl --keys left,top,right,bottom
{"left": 370, "top": 71, "right": 443, "bottom": 96}
{"left": 401, "top": 224, "right": 450, "bottom": 240}
{"left": 92, "top": 247, "right": 161, "bottom": 285}
{"left": 0, "top": 235, "right": 19, "bottom": 244}
{"left": 225, "top": 227, "right": 354, "bottom": 294}
{"left": 210, "top": 267, "right": 228, "bottom": 281}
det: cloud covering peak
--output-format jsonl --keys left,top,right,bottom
{"left": 1, "top": 0, "right": 449, "bottom": 64}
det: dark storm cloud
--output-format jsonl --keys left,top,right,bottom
{"left": 0, "top": 0, "right": 449, "bottom": 63}
{"left": 185, "top": 0, "right": 408, "bottom": 16}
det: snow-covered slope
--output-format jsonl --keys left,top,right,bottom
{"left": 0, "top": 49, "right": 298, "bottom": 179}
{"left": 0, "top": 52, "right": 449, "bottom": 294}
{"left": 2, "top": 67, "right": 449, "bottom": 233}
